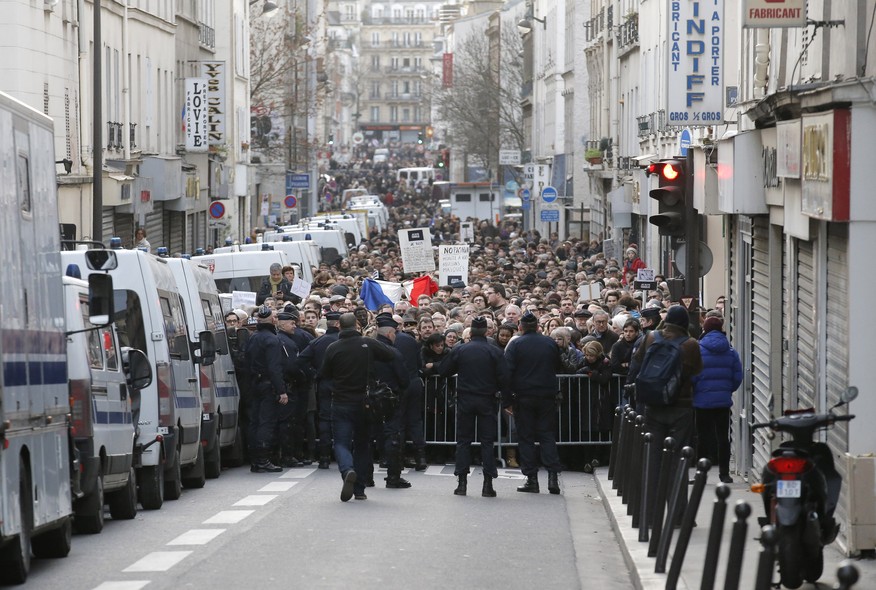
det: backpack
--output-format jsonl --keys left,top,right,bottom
{"left": 635, "top": 331, "right": 687, "bottom": 406}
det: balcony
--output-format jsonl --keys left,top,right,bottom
{"left": 617, "top": 15, "right": 638, "bottom": 53}
{"left": 584, "top": 10, "right": 605, "bottom": 43}
{"left": 199, "top": 22, "right": 215, "bottom": 50}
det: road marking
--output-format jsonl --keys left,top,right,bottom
{"left": 123, "top": 551, "right": 192, "bottom": 572}
{"left": 258, "top": 481, "right": 298, "bottom": 492}
{"left": 424, "top": 465, "right": 455, "bottom": 477}
{"left": 203, "top": 510, "right": 255, "bottom": 524}
{"left": 92, "top": 583, "right": 151, "bottom": 590}
{"left": 233, "top": 494, "right": 278, "bottom": 506}
{"left": 167, "top": 529, "right": 226, "bottom": 546}
{"left": 279, "top": 467, "right": 317, "bottom": 478}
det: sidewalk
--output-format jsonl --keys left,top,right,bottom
{"left": 593, "top": 467, "right": 876, "bottom": 589}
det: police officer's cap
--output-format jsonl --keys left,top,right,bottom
{"left": 375, "top": 312, "right": 398, "bottom": 329}
{"left": 640, "top": 307, "right": 661, "bottom": 320}
{"left": 471, "top": 316, "right": 487, "bottom": 329}
{"left": 325, "top": 311, "right": 342, "bottom": 321}
{"left": 256, "top": 306, "right": 273, "bottom": 320}
{"left": 520, "top": 311, "right": 538, "bottom": 325}
{"left": 573, "top": 308, "right": 593, "bottom": 318}
{"left": 277, "top": 311, "right": 296, "bottom": 321}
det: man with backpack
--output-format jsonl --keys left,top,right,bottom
{"left": 632, "top": 305, "right": 703, "bottom": 518}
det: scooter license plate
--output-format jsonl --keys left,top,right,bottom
{"left": 776, "top": 480, "right": 802, "bottom": 498}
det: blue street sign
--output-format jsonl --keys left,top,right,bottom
{"left": 521, "top": 201, "right": 531, "bottom": 211}
{"left": 520, "top": 188, "right": 531, "bottom": 201}
{"left": 541, "top": 186, "right": 558, "bottom": 203}
{"left": 679, "top": 128, "right": 691, "bottom": 157}
{"left": 540, "top": 209, "right": 560, "bottom": 222}
{"left": 286, "top": 172, "right": 310, "bottom": 190}
{"left": 209, "top": 201, "right": 225, "bottom": 219}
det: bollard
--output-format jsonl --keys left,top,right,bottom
{"left": 647, "top": 436, "right": 677, "bottom": 557}
{"left": 617, "top": 408, "right": 636, "bottom": 497}
{"left": 608, "top": 406, "right": 623, "bottom": 481}
{"left": 753, "top": 525, "right": 777, "bottom": 590}
{"left": 700, "top": 483, "right": 731, "bottom": 590}
{"left": 655, "top": 446, "right": 694, "bottom": 573}
{"left": 638, "top": 432, "right": 653, "bottom": 543}
{"left": 835, "top": 561, "right": 860, "bottom": 590}
{"left": 627, "top": 415, "right": 645, "bottom": 517}
{"left": 612, "top": 406, "right": 630, "bottom": 492}
{"left": 620, "top": 408, "right": 638, "bottom": 502}
{"left": 630, "top": 416, "right": 646, "bottom": 525}
{"left": 666, "top": 458, "right": 712, "bottom": 590}
{"left": 722, "top": 501, "right": 752, "bottom": 590}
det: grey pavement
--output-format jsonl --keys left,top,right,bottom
{"left": 593, "top": 466, "right": 876, "bottom": 589}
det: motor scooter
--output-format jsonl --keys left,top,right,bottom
{"left": 751, "top": 387, "right": 857, "bottom": 589}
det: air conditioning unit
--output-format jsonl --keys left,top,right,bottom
{"left": 845, "top": 454, "right": 876, "bottom": 553}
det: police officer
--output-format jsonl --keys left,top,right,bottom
{"left": 438, "top": 316, "right": 510, "bottom": 497}
{"left": 372, "top": 313, "right": 412, "bottom": 489}
{"left": 394, "top": 320, "right": 427, "bottom": 471}
{"left": 244, "top": 306, "right": 288, "bottom": 473}
{"left": 504, "top": 311, "right": 563, "bottom": 494}
{"left": 296, "top": 311, "right": 342, "bottom": 469}
{"left": 275, "top": 310, "right": 301, "bottom": 467}
{"left": 282, "top": 304, "right": 317, "bottom": 464}
{"left": 320, "top": 313, "right": 397, "bottom": 502}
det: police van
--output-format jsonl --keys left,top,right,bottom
{"left": 62, "top": 249, "right": 212, "bottom": 510}
{"left": 212, "top": 242, "right": 315, "bottom": 284}
{"left": 261, "top": 226, "right": 349, "bottom": 263}
{"left": 63, "top": 271, "right": 152, "bottom": 533}
{"left": 201, "top": 250, "right": 290, "bottom": 295}
{"left": 167, "top": 258, "right": 241, "bottom": 476}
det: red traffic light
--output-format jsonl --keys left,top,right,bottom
{"left": 647, "top": 159, "right": 684, "bottom": 183}
{"left": 661, "top": 163, "right": 680, "bottom": 181}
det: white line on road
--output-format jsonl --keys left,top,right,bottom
{"left": 233, "top": 494, "right": 278, "bottom": 506}
{"left": 123, "top": 551, "right": 192, "bottom": 572}
{"left": 203, "top": 510, "right": 255, "bottom": 524}
{"left": 166, "top": 529, "right": 227, "bottom": 546}
{"left": 424, "top": 465, "right": 455, "bottom": 477}
{"left": 92, "top": 582, "right": 151, "bottom": 590}
{"left": 279, "top": 468, "right": 317, "bottom": 478}
{"left": 258, "top": 481, "right": 299, "bottom": 492}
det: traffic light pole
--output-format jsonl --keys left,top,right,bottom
{"left": 683, "top": 150, "right": 699, "bottom": 304}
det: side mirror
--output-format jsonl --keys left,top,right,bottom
{"left": 87, "top": 273, "right": 114, "bottom": 326}
{"left": 123, "top": 348, "right": 153, "bottom": 390}
{"left": 84, "top": 249, "right": 118, "bottom": 271}
{"left": 198, "top": 330, "right": 217, "bottom": 366}
{"left": 842, "top": 386, "right": 859, "bottom": 404}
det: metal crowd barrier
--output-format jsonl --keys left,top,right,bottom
{"left": 420, "top": 373, "right": 626, "bottom": 449}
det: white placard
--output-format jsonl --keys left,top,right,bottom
{"left": 231, "top": 291, "right": 257, "bottom": 310}
{"left": 185, "top": 78, "right": 208, "bottom": 152}
{"left": 742, "top": 0, "right": 806, "bottom": 28}
{"left": 777, "top": 119, "right": 801, "bottom": 179}
{"left": 290, "top": 277, "right": 311, "bottom": 300}
{"left": 200, "top": 61, "right": 226, "bottom": 145}
{"left": 398, "top": 227, "right": 436, "bottom": 274}
{"left": 499, "top": 149, "right": 521, "bottom": 165}
{"left": 636, "top": 268, "right": 655, "bottom": 282}
{"left": 459, "top": 221, "right": 475, "bottom": 242}
{"left": 438, "top": 245, "right": 469, "bottom": 287}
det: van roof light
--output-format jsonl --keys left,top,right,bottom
{"left": 109, "top": 236, "right": 123, "bottom": 249}
{"left": 156, "top": 247, "right": 170, "bottom": 258}
{"left": 65, "top": 263, "right": 82, "bottom": 279}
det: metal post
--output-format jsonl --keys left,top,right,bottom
{"left": 647, "top": 436, "right": 677, "bottom": 557}
{"left": 667, "top": 458, "right": 712, "bottom": 589}
{"left": 637, "top": 432, "right": 653, "bottom": 543}
{"left": 612, "top": 406, "right": 630, "bottom": 493}
{"left": 628, "top": 415, "right": 644, "bottom": 520}
{"left": 723, "top": 501, "right": 752, "bottom": 590}
{"left": 753, "top": 525, "right": 777, "bottom": 590}
{"left": 608, "top": 405, "right": 623, "bottom": 481}
{"left": 92, "top": 0, "right": 103, "bottom": 243}
{"left": 655, "top": 446, "right": 694, "bottom": 573}
{"left": 620, "top": 408, "right": 637, "bottom": 500}
{"left": 700, "top": 484, "right": 731, "bottom": 590}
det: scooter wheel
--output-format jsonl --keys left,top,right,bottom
{"left": 778, "top": 523, "right": 805, "bottom": 589}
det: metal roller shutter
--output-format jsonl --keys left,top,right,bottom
{"left": 101, "top": 206, "right": 115, "bottom": 245}
{"left": 824, "top": 222, "right": 850, "bottom": 548}
{"left": 795, "top": 238, "right": 817, "bottom": 410}
{"left": 750, "top": 216, "right": 772, "bottom": 476}
{"left": 145, "top": 201, "right": 164, "bottom": 251}
{"left": 166, "top": 210, "right": 185, "bottom": 256}
{"left": 114, "top": 211, "right": 134, "bottom": 247}
{"left": 186, "top": 212, "right": 194, "bottom": 255}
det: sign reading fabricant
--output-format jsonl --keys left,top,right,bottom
{"left": 185, "top": 78, "right": 208, "bottom": 152}
{"left": 398, "top": 227, "right": 436, "bottom": 273}
{"left": 439, "top": 245, "right": 469, "bottom": 287}
{"left": 743, "top": 0, "right": 806, "bottom": 28}
{"left": 666, "top": 0, "right": 724, "bottom": 127}
{"left": 200, "top": 61, "right": 226, "bottom": 145}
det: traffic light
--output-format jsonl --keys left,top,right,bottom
{"left": 328, "top": 133, "right": 334, "bottom": 146}
{"left": 417, "top": 132, "right": 424, "bottom": 145}
{"left": 647, "top": 159, "right": 688, "bottom": 236}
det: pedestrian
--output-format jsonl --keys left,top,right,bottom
{"left": 133, "top": 227, "right": 151, "bottom": 253}
{"left": 320, "top": 313, "right": 398, "bottom": 502}
{"left": 256, "top": 262, "right": 297, "bottom": 305}
{"left": 438, "top": 316, "right": 510, "bottom": 497}
{"left": 692, "top": 316, "right": 742, "bottom": 483}
{"left": 244, "top": 306, "right": 289, "bottom": 473}
{"left": 394, "top": 323, "right": 428, "bottom": 471}
{"left": 504, "top": 311, "right": 564, "bottom": 494}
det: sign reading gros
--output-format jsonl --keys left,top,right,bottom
{"left": 666, "top": 0, "right": 724, "bottom": 127}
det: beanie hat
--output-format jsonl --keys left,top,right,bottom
{"left": 702, "top": 316, "right": 724, "bottom": 334}
{"left": 664, "top": 305, "right": 689, "bottom": 329}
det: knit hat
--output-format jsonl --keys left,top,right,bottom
{"left": 702, "top": 316, "right": 724, "bottom": 334}
{"left": 664, "top": 305, "right": 689, "bottom": 329}
{"left": 256, "top": 306, "right": 273, "bottom": 320}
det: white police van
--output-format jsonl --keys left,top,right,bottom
{"left": 62, "top": 270, "right": 152, "bottom": 533}
{"left": 202, "top": 250, "right": 290, "bottom": 295}
{"left": 260, "top": 226, "right": 349, "bottom": 263}
{"left": 212, "top": 242, "right": 315, "bottom": 284}
{"left": 167, "top": 258, "right": 241, "bottom": 477}
{"left": 62, "top": 249, "right": 212, "bottom": 510}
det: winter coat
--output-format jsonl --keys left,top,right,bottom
{"left": 692, "top": 330, "right": 743, "bottom": 409}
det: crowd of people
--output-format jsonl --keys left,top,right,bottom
{"left": 220, "top": 148, "right": 739, "bottom": 502}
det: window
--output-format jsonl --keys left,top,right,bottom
{"left": 370, "top": 106, "right": 380, "bottom": 122}
{"left": 402, "top": 57, "right": 411, "bottom": 69}
{"left": 371, "top": 55, "right": 380, "bottom": 71}
{"left": 402, "top": 81, "right": 410, "bottom": 94}
{"left": 456, "top": 194, "right": 471, "bottom": 202}
{"left": 344, "top": 5, "right": 354, "bottom": 20}
{"left": 392, "top": 80, "right": 399, "bottom": 96}
{"left": 391, "top": 57, "right": 399, "bottom": 70}
{"left": 390, "top": 106, "right": 398, "bottom": 122}
{"left": 160, "top": 293, "right": 189, "bottom": 360}
{"left": 370, "top": 81, "right": 380, "bottom": 98}
{"left": 479, "top": 193, "right": 494, "bottom": 202}
{"left": 415, "top": 33, "right": 422, "bottom": 47}
{"left": 371, "top": 32, "right": 380, "bottom": 47}
{"left": 16, "top": 151, "right": 31, "bottom": 214}
{"left": 402, "top": 108, "right": 410, "bottom": 121}
{"left": 113, "top": 289, "right": 147, "bottom": 352}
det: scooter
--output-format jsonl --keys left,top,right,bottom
{"left": 751, "top": 387, "right": 857, "bottom": 589}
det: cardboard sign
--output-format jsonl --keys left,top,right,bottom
{"left": 398, "top": 227, "right": 436, "bottom": 273}
{"left": 291, "top": 277, "right": 311, "bottom": 300}
{"left": 438, "top": 245, "right": 469, "bottom": 287}
{"left": 231, "top": 291, "right": 257, "bottom": 310}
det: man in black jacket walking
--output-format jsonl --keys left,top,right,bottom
{"left": 320, "top": 313, "right": 397, "bottom": 502}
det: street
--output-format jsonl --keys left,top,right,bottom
{"left": 22, "top": 464, "right": 631, "bottom": 590}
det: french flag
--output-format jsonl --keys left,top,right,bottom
{"left": 360, "top": 278, "right": 406, "bottom": 311}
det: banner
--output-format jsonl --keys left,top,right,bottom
{"left": 439, "top": 245, "right": 469, "bottom": 287}
{"left": 200, "top": 61, "right": 226, "bottom": 145}
{"left": 398, "top": 227, "right": 436, "bottom": 274}
{"left": 185, "top": 78, "right": 209, "bottom": 152}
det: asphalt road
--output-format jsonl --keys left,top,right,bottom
{"left": 21, "top": 462, "right": 632, "bottom": 590}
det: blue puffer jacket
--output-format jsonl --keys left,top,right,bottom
{"left": 692, "top": 330, "right": 743, "bottom": 409}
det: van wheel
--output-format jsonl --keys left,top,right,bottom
{"left": 206, "top": 432, "right": 222, "bottom": 479}
{"left": 108, "top": 467, "right": 138, "bottom": 520}
{"left": 182, "top": 443, "right": 207, "bottom": 489}
{"left": 223, "top": 426, "right": 245, "bottom": 468}
{"left": 137, "top": 464, "right": 164, "bottom": 510}
{"left": 164, "top": 448, "right": 183, "bottom": 500}
{"left": 74, "top": 471, "right": 105, "bottom": 534}
{"left": 32, "top": 516, "right": 72, "bottom": 558}
{"left": 0, "top": 462, "right": 33, "bottom": 584}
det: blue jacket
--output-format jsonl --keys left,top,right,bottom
{"left": 504, "top": 331, "right": 562, "bottom": 399}
{"left": 692, "top": 330, "right": 743, "bottom": 409}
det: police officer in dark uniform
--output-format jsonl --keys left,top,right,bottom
{"left": 372, "top": 313, "right": 412, "bottom": 488}
{"left": 504, "top": 311, "right": 563, "bottom": 494}
{"left": 282, "top": 304, "right": 316, "bottom": 464}
{"left": 438, "top": 316, "right": 510, "bottom": 497}
{"left": 320, "top": 313, "right": 397, "bottom": 502}
{"left": 244, "top": 306, "right": 288, "bottom": 473}
{"left": 394, "top": 324, "right": 427, "bottom": 471}
{"left": 275, "top": 311, "right": 301, "bottom": 467}
{"left": 225, "top": 310, "right": 252, "bottom": 459}
{"left": 296, "top": 311, "right": 342, "bottom": 469}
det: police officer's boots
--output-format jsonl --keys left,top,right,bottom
{"left": 317, "top": 450, "right": 331, "bottom": 470}
{"left": 454, "top": 474, "right": 467, "bottom": 496}
{"left": 548, "top": 471, "right": 560, "bottom": 495}
{"left": 482, "top": 476, "right": 496, "bottom": 498}
{"left": 415, "top": 449, "right": 428, "bottom": 471}
{"left": 516, "top": 474, "right": 540, "bottom": 493}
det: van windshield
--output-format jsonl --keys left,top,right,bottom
{"left": 214, "top": 276, "right": 264, "bottom": 294}
{"left": 113, "top": 289, "right": 147, "bottom": 353}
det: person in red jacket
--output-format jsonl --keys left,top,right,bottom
{"left": 622, "top": 247, "right": 647, "bottom": 285}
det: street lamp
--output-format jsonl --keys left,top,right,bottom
{"left": 250, "top": 0, "right": 278, "bottom": 17}
{"left": 517, "top": 15, "right": 546, "bottom": 35}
